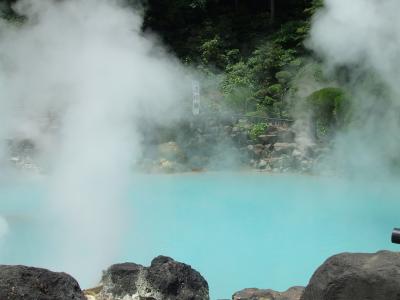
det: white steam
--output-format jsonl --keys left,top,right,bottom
{"left": 309, "top": 0, "right": 400, "bottom": 85}
{"left": 0, "top": 217, "right": 8, "bottom": 238}
{"left": 307, "top": 0, "right": 400, "bottom": 175}
{"left": 0, "top": 0, "right": 189, "bottom": 285}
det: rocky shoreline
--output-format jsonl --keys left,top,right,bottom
{"left": 137, "top": 119, "right": 324, "bottom": 175}
{"left": 6, "top": 118, "right": 325, "bottom": 175}
{"left": 1, "top": 250, "right": 400, "bottom": 300}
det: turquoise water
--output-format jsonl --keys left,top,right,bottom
{"left": 1, "top": 173, "right": 400, "bottom": 299}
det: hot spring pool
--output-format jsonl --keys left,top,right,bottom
{"left": 1, "top": 172, "right": 400, "bottom": 299}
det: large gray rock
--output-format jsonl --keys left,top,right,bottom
{"left": 0, "top": 265, "right": 85, "bottom": 300}
{"left": 258, "top": 135, "right": 278, "bottom": 145}
{"left": 277, "top": 130, "right": 296, "bottom": 143}
{"left": 96, "top": 256, "right": 209, "bottom": 300}
{"left": 301, "top": 251, "right": 400, "bottom": 300}
{"left": 272, "top": 143, "right": 296, "bottom": 156}
{"left": 233, "top": 287, "right": 304, "bottom": 300}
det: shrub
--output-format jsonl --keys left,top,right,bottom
{"left": 306, "top": 87, "right": 349, "bottom": 138}
{"left": 200, "top": 35, "right": 227, "bottom": 68}
{"left": 249, "top": 123, "right": 268, "bottom": 140}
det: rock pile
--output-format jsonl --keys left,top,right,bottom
{"left": 138, "top": 121, "right": 318, "bottom": 173}
{"left": 233, "top": 287, "right": 304, "bottom": 300}
{"left": 245, "top": 125, "right": 315, "bottom": 173}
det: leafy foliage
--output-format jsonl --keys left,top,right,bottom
{"left": 249, "top": 123, "right": 268, "bottom": 141}
{"left": 306, "top": 87, "right": 349, "bottom": 139}
{"left": 220, "top": 19, "right": 308, "bottom": 117}
{"left": 133, "top": 0, "right": 324, "bottom": 121}
{"left": 1, "top": 0, "right": 341, "bottom": 142}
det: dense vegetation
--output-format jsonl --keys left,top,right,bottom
{"left": 1, "top": 0, "right": 348, "bottom": 143}
{"left": 141, "top": 0, "right": 325, "bottom": 118}
{"left": 140, "top": 0, "right": 349, "bottom": 143}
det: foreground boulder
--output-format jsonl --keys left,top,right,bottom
{"left": 0, "top": 265, "right": 85, "bottom": 300}
{"left": 90, "top": 256, "right": 209, "bottom": 300}
{"left": 233, "top": 287, "right": 304, "bottom": 300}
{"left": 301, "top": 250, "right": 400, "bottom": 300}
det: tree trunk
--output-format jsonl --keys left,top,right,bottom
{"left": 270, "top": 0, "right": 275, "bottom": 23}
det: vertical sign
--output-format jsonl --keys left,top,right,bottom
{"left": 192, "top": 80, "right": 200, "bottom": 116}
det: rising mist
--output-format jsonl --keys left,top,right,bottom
{"left": 306, "top": 0, "right": 400, "bottom": 176}
{"left": 0, "top": 0, "right": 190, "bottom": 286}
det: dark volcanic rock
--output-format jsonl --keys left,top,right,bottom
{"left": 233, "top": 287, "right": 304, "bottom": 300}
{"left": 146, "top": 256, "right": 209, "bottom": 300}
{"left": 101, "top": 262, "right": 144, "bottom": 298}
{"left": 98, "top": 255, "right": 209, "bottom": 300}
{"left": 301, "top": 251, "right": 400, "bottom": 300}
{"left": 0, "top": 265, "right": 85, "bottom": 300}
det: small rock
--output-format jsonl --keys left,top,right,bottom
{"left": 264, "top": 165, "right": 272, "bottom": 172}
{"left": 277, "top": 130, "right": 296, "bottom": 143}
{"left": 253, "top": 148, "right": 263, "bottom": 158}
{"left": 258, "top": 159, "right": 268, "bottom": 169}
{"left": 233, "top": 287, "right": 304, "bottom": 300}
{"left": 158, "top": 142, "right": 185, "bottom": 163}
{"left": 300, "top": 160, "right": 312, "bottom": 172}
{"left": 264, "top": 144, "right": 272, "bottom": 151}
{"left": 224, "top": 126, "right": 233, "bottom": 133}
{"left": 292, "top": 149, "right": 302, "bottom": 158}
{"left": 159, "top": 159, "right": 174, "bottom": 172}
{"left": 273, "top": 143, "right": 296, "bottom": 155}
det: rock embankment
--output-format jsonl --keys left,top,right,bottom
{"left": 86, "top": 255, "right": 209, "bottom": 300}
{"left": 7, "top": 119, "right": 321, "bottom": 174}
{"left": 139, "top": 121, "right": 320, "bottom": 173}
{"left": 244, "top": 125, "right": 315, "bottom": 173}
{"left": 0, "top": 265, "right": 85, "bottom": 300}
{"left": 3, "top": 251, "right": 400, "bottom": 300}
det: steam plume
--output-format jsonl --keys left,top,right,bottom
{"left": 307, "top": 0, "right": 400, "bottom": 176}
{"left": 0, "top": 0, "right": 189, "bottom": 285}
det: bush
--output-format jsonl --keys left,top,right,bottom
{"left": 275, "top": 71, "right": 292, "bottom": 83}
{"left": 200, "top": 36, "right": 227, "bottom": 68}
{"left": 306, "top": 87, "right": 349, "bottom": 138}
{"left": 220, "top": 18, "right": 308, "bottom": 116}
{"left": 249, "top": 123, "right": 268, "bottom": 140}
